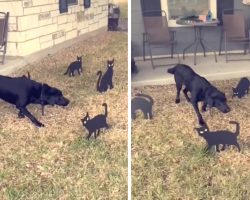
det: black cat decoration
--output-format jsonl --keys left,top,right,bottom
{"left": 195, "top": 121, "right": 240, "bottom": 152}
{"left": 96, "top": 59, "right": 114, "bottom": 93}
{"left": 81, "top": 103, "right": 109, "bottom": 140}
{"left": 131, "top": 93, "right": 154, "bottom": 119}
{"left": 232, "top": 77, "right": 250, "bottom": 98}
{"left": 64, "top": 56, "right": 83, "bottom": 76}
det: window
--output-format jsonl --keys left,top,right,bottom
{"left": 59, "top": 0, "right": 79, "bottom": 14}
{"left": 161, "top": 0, "right": 217, "bottom": 26}
{"left": 68, "top": 0, "right": 78, "bottom": 5}
{"left": 84, "top": 0, "right": 91, "bottom": 8}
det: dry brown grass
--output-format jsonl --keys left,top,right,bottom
{"left": 132, "top": 80, "right": 250, "bottom": 199}
{"left": 0, "top": 31, "right": 127, "bottom": 200}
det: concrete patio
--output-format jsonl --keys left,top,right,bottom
{"left": 132, "top": 53, "right": 250, "bottom": 86}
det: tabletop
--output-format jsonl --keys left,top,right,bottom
{"left": 176, "top": 19, "right": 220, "bottom": 27}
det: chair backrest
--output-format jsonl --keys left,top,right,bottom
{"left": 0, "top": 12, "right": 9, "bottom": 47}
{"left": 222, "top": 9, "right": 247, "bottom": 38}
{"left": 143, "top": 10, "right": 171, "bottom": 44}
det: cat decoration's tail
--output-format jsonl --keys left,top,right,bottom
{"left": 27, "top": 71, "right": 31, "bottom": 79}
{"left": 96, "top": 70, "right": 102, "bottom": 92}
{"left": 64, "top": 68, "right": 69, "bottom": 75}
{"left": 135, "top": 93, "right": 154, "bottom": 105}
{"left": 102, "top": 103, "right": 108, "bottom": 117}
{"left": 229, "top": 121, "right": 240, "bottom": 136}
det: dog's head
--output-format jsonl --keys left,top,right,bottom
{"left": 42, "top": 84, "right": 69, "bottom": 107}
{"left": 206, "top": 90, "right": 230, "bottom": 113}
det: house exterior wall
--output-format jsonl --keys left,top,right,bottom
{"left": 1, "top": 0, "right": 108, "bottom": 56}
{"left": 132, "top": 0, "right": 250, "bottom": 57}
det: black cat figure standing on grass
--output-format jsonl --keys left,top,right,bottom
{"left": 81, "top": 103, "right": 109, "bottom": 140}
{"left": 131, "top": 93, "right": 154, "bottom": 120}
{"left": 96, "top": 59, "right": 114, "bottom": 93}
{"left": 64, "top": 56, "right": 83, "bottom": 77}
{"left": 232, "top": 77, "right": 250, "bottom": 98}
{"left": 195, "top": 121, "right": 241, "bottom": 153}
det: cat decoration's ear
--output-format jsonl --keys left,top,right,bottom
{"left": 112, "top": 58, "right": 114, "bottom": 62}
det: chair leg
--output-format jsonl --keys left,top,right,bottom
{"left": 225, "top": 38, "right": 228, "bottom": 63}
{"left": 219, "top": 30, "right": 223, "bottom": 56}
{"left": 148, "top": 43, "right": 155, "bottom": 69}
{"left": 2, "top": 53, "right": 5, "bottom": 65}
{"left": 143, "top": 35, "right": 145, "bottom": 61}
{"left": 171, "top": 44, "right": 174, "bottom": 58}
{"left": 249, "top": 41, "right": 250, "bottom": 54}
{"left": 194, "top": 42, "right": 199, "bottom": 65}
{"left": 243, "top": 43, "right": 249, "bottom": 55}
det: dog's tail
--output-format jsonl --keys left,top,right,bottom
{"left": 135, "top": 93, "right": 154, "bottom": 105}
{"left": 230, "top": 121, "right": 240, "bottom": 136}
{"left": 102, "top": 103, "right": 108, "bottom": 117}
{"left": 167, "top": 66, "right": 177, "bottom": 74}
{"left": 64, "top": 67, "right": 69, "bottom": 75}
{"left": 96, "top": 70, "right": 102, "bottom": 92}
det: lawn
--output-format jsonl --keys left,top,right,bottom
{"left": 0, "top": 31, "right": 127, "bottom": 200}
{"left": 132, "top": 80, "right": 250, "bottom": 200}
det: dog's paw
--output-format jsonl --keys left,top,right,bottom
{"left": 175, "top": 99, "right": 180, "bottom": 104}
{"left": 199, "top": 120, "right": 205, "bottom": 126}
{"left": 36, "top": 122, "right": 44, "bottom": 127}
{"left": 201, "top": 108, "right": 206, "bottom": 112}
{"left": 18, "top": 113, "right": 25, "bottom": 118}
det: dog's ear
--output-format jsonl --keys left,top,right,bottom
{"left": 206, "top": 97, "right": 214, "bottom": 107}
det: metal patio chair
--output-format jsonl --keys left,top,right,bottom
{"left": 219, "top": 9, "right": 250, "bottom": 62}
{"left": 142, "top": 10, "right": 179, "bottom": 69}
{"left": 0, "top": 12, "right": 9, "bottom": 64}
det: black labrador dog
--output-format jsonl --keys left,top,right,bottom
{"left": 0, "top": 75, "right": 69, "bottom": 127}
{"left": 168, "top": 64, "right": 230, "bottom": 125}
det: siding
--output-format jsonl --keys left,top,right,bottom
{"left": 1, "top": 0, "right": 108, "bottom": 56}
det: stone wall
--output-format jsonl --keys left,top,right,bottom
{"left": 1, "top": 0, "right": 108, "bottom": 56}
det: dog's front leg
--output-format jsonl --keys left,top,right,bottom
{"left": 201, "top": 102, "right": 207, "bottom": 112}
{"left": 18, "top": 110, "right": 25, "bottom": 118}
{"left": 17, "top": 107, "right": 44, "bottom": 127}
{"left": 183, "top": 88, "right": 191, "bottom": 102}
{"left": 191, "top": 100, "right": 205, "bottom": 125}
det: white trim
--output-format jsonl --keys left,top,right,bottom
{"left": 161, "top": 0, "right": 217, "bottom": 27}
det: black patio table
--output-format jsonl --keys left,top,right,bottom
{"left": 176, "top": 19, "right": 219, "bottom": 65}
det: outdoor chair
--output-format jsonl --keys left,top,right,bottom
{"left": 142, "top": 10, "right": 179, "bottom": 69}
{"left": 0, "top": 12, "right": 9, "bottom": 65}
{"left": 219, "top": 9, "right": 250, "bottom": 62}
